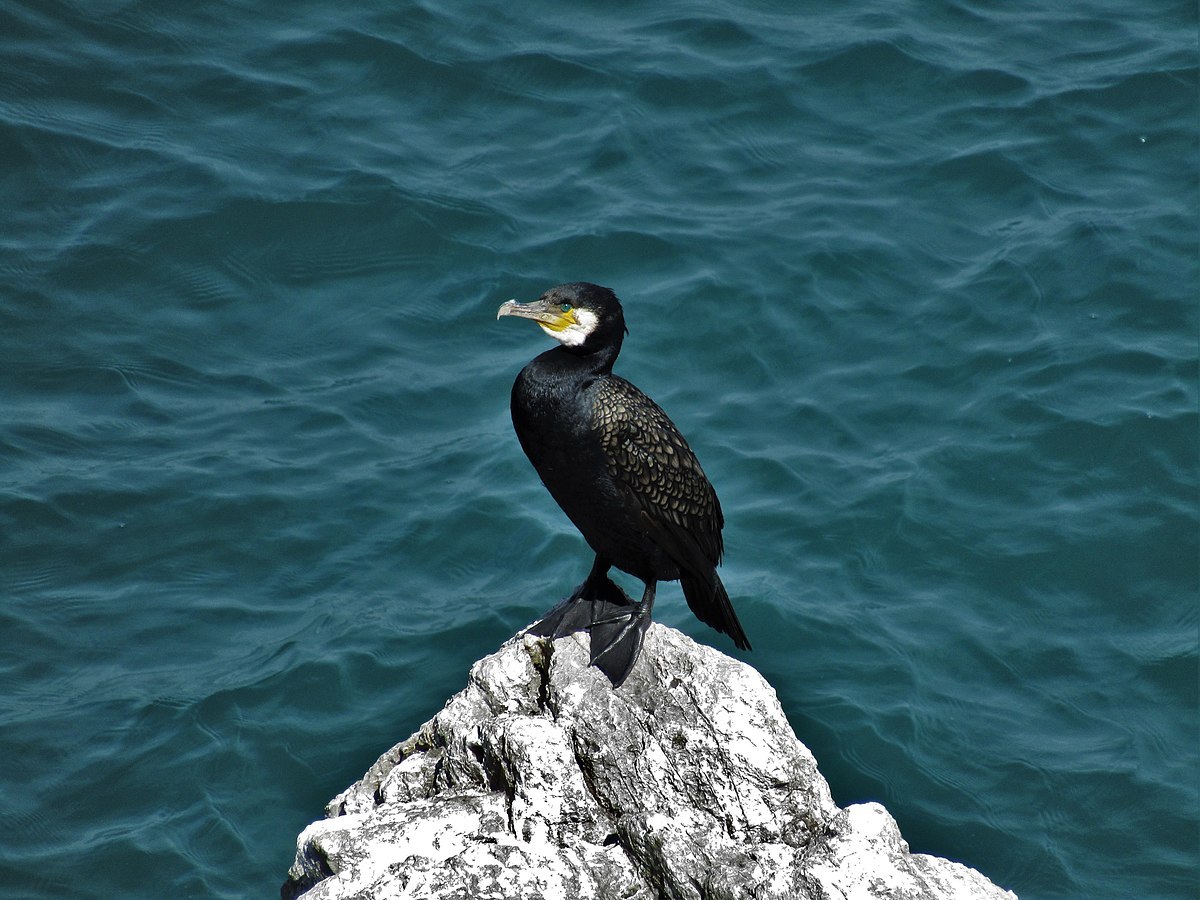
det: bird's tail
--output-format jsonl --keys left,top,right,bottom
{"left": 680, "top": 569, "right": 751, "bottom": 651}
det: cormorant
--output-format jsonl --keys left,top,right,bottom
{"left": 497, "top": 282, "right": 750, "bottom": 685}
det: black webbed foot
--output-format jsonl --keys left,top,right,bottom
{"left": 588, "top": 597, "right": 653, "bottom": 687}
{"left": 525, "top": 573, "right": 656, "bottom": 686}
{"left": 525, "top": 573, "right": 633, "bottom": 641}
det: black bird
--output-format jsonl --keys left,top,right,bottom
{"left": 497, "top": 282, "right": 750, "bottom": 685}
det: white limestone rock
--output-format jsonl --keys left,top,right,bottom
{"left": 283, "top": 624, "right": 1016, "bottom": 900}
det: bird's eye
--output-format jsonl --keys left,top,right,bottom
{"left": 560, "top": 303, "right": 572, "bottom": 313}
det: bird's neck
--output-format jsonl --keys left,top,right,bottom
{"left": 546, "top": 343, "right": 618, "bottom": 378}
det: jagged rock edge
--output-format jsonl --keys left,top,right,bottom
{"left": 533, "top": 631, "right": 658, "bottom": 891}
{"left": 283, "top": 626, "right": 1018, "bottom": 900}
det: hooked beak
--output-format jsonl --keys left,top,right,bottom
{"left": 496, "top": 298, "right": 576, "bottom": 333}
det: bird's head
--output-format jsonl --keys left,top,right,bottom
{"left": 497, "top": 282, "right": 627, "bottom": 356}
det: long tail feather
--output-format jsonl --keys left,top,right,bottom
{"left": 680, "top": 570, "right": 751, "bottom": 651}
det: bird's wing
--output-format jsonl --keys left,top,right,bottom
{"left": 592, "top": 376, "right": 724, "bottom": 569}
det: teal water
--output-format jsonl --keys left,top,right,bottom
{"left": 1, "top": 2, "right": 1196, "bottom": 897}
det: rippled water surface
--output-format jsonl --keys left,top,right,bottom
{"left": 1, "top": 2, "right": 1196, "bottom": 897}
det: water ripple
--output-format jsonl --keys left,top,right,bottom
{"left": 0, "top": 2, "right": 1194, "bottom": 899}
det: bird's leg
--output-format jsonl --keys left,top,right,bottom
{"left": 589, "top": 579, "right": 652, "bottom": 627}
{"left": 583, "top": 556, "right": 615, "bottom": 602}
{"left": 526, "top": 556, "right": 629, "bottom": 640}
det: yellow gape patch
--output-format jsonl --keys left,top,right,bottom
{"left": 539, "top": 307, "right": 598, "bottom": 347}
{"left": 538, "top": 307, "right": 576, "bottom": 334}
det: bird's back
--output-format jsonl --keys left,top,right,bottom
{"left": 588, "top": 374, "right": 748, "bottom": 650}
{"left": 591, "top": 375, "right": 724, "bottom": 569}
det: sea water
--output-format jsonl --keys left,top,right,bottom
{"left": 1, "top": 2, "right": 1195, "bottom": 897}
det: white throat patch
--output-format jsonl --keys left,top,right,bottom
{"left": 540, "top": 307, "right": 600, "bottom": 347}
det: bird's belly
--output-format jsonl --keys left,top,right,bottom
{"left": 560, "top": 487, "right": 681, "bottom": 584}
{"left": 521, "top": 429, "right": 678, "bottom": 583}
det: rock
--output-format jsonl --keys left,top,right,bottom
{"left": 282, "top": 624, "right": 1016, "bottom": 900}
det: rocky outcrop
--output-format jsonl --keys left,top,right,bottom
{"left": 282, "top": 624, "right": 1016, "bottom": 900}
